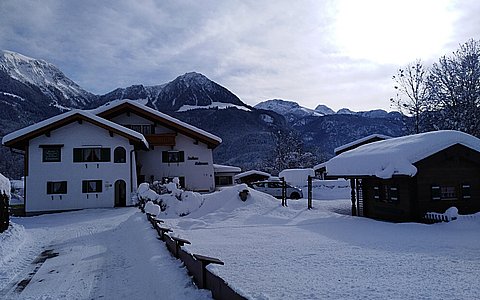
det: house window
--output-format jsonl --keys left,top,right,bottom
{"left": 82, "top": 180, "right": 103, "bottom": 193}
{"left": 47, "top": 181, "right": 67, "bottom": 194}
{"left": 41, "top": 145, "right": 63, "bottom": 162}
{"left": 462, "top": 184, "right": 471, "bottom": 199}
{"left": 114, "top": 147, "right": 126, "bottom": 163}
{"left": 73, "top": 148, "right": 111, "bottom": 162}
{"left": 125, "top": 124, "right": 154, "bottom": 135}
{"left": 215, "top": 176, "right": 233, "bottom": 186}
{"left": 162, "top": 151, "right": 185, "bottom": 163}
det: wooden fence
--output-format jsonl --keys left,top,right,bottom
{"left": 0, "top": 192, "right": 9, "bottom": 233}
{"left": 145, "top": 212, "right": 247, "bottom": 300}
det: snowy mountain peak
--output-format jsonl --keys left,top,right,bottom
{"left": 254, "top": 99, "right": 330, "bottom": 119}
{"left": 0, "top": 49, "right": 94, "bottom": 108}
{"left": 176, "top": 72, "right": 211, "bottom": 87}
{"left": 314, "top": 104, "right": 335, "bottom": 115}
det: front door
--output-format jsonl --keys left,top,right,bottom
{"left": 115, "top": 180, "right": 126, "bottom": 207}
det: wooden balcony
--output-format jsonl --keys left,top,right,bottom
{"left": 145, "top": 133, "right": 176, "bottom": 146}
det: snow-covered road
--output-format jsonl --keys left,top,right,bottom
{"left": 0, "top": 208, "right": 211, "bottom": 300}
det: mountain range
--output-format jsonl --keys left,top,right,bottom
{"left": 0, "top": 50, "right": 406, "bottom": 178}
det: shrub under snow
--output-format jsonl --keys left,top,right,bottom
{"left": 137, "top": 179, "right": 204, "bottom": 217}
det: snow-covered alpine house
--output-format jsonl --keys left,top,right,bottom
{"left": 2, "top": 100, "right": 222, "bottom": 215}
{"left": 327, "top": 130, "right": 480, "bottom": 222}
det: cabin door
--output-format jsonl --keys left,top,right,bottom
{"left": 115, "top": 180, "right": 126, "bottom": 207}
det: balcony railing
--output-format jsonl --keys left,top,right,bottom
{"left": 145, "top": 133, "right": 176, "bottom": 146}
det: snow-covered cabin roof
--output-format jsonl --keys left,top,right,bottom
{"left": 213, "top": 164, "right": 242, "bottom": 173}
{"left": 313, "top": 162, "right": 327, "bottom": 171}
{"left": 326, "top": 130, "right": 480, "bottom": 179}
{"left": 92, "top": 100, "right": 222, "bottom": 148}
{"left": 2, "top": 110, "right": 149, "bottom": 150}
{"left": 0, "top": 172, "right": 10, "bottom": 197}
{"left": 334, "top": 134, "right": 391, "bottom": 155}
{"left": 234, "top": 170, "right": 271, "bottom": 180}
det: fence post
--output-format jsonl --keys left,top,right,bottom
{"left": 308, "top": 176, "right": 313, "bottom": 209}
{"left": 280, "top": 177, "right": 287, "bottom": 207}
{"left": 0, "top": 193, "right": 8, "bottom": 233}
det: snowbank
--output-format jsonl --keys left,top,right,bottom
{"left": 137, "top": 181, "right": 205, "bottom": 217}
{"left": 0, "top": 172, "right": 10, "bottom": 197}
{"left": 0, "top": 222, "right": 26, "bottom": 268}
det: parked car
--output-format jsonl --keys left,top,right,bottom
{"left": 250, "top": 180, "right": 303, "bottom": 199}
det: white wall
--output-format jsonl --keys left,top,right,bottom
{"left": 26, "top": 121, "right": 136, "bottom": 213}
{"left": 110, "top": 112, "right": 215, "bottom": 192}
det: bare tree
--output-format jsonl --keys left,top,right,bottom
{"left": 427, "top": 39, "right": 480, "bottom": 136}
{"left": 391, "top": 60, "right": 429, "bottom": 133}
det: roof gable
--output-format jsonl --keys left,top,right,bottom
{"left": 326, "top": 130, "right": 480, "bottom": 179}
{"left": 93, "top": 100, "right": 222, "bottom": 148}
{"left": 2, "top": 110, "right": 149, "bottom": 150}
{"left": 334, "top": 134, "right": 391, "bottom": 155}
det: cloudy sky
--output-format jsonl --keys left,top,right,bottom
{"left": 1, "top": 0, "right": 478, "bottom": 111}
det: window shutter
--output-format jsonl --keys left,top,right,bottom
{"left": 431, "top": 186, "right": 441, "bottom": 201}
{"left": 82, "top": 181, "right": 88, "bottom": 193}
{"left": 96, "top": 180, "right": 103, "bottom": 193}
{"left": 47, "top": 182, "right": 53, "bottom": 194}
{"left": 73, "top": 148, "right": 82, "bottom": 162}
{"left": 162, "top": 151, "right": 169, "bottom": 163}
{"left": 178, "top": 151, "right": 185, "bottom": 162}
{"left": 101, "top": 148, "right": 111, "bottom": 162}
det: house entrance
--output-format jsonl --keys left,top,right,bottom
{"left": 114, "top": 180, "right": 126, "bottom": 207}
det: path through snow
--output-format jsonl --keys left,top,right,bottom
{"left": 0, "top": 208, "right": 211, "bottom": 300}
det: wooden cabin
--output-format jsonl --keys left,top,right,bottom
{"left": 326, "top": 131, "right": 480, "bottom": 222}
{"left": 234, "top": 170, "right": 271, "bottom": 186}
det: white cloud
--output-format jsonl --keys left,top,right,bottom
{"left": 0, "top": 0, "right": 478, "bottom": 111}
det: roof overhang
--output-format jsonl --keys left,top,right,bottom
{"left": 2, "top": 111, "right": 149, "bottom": 151}
{"left": 95, "top": 101, "right": 222, "bottom": 149}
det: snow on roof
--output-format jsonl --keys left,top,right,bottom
{"left": 2, "top": 109, "right": 149, "bottom": 149}
{"left": 234, "top": 170, "right": 271, "bottom": 180}
{"left": 334, "top": 134, "right": 391, "bottom": 154}
{"left": 0, "top": 172, "right": 10, "bottom": 197}
{"left": 279, "top": 168, "right": 315, "bottom": 187}
{"left": 92, "top": 100, "right": 222, "bottom": 144}
{"left": 313, "top": 162, "right": 327, "bottom": 171}
{"left": 213, "top": 164, "right": 242, "bottom": 173}
{"left": 326, "top": 130, "right": 480, "bottom": 179}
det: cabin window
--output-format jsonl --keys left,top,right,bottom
{"left": 431, "top": 185, "right": 457, "bottom": 200}
{"left": 374, "top": 185, "right": 398, "bottom": 203}
{"left": 73, "top": 148, "right": 110, "bottom": 162}
{"left": 47, "top": 181, "right": 67, "bottom": 194}
{"left": 162, "top": 151, "right": 185, "bottom": 163}
{"left": 41, "top": 145, "right": 62, "bottom": 162}
{"left": 441, "top": 186, "right": 457, "bottom": 200}
{"left": 215, "top": 176, "right": 233, "bottom": 186}
{"left": 462, "top": 184, "right": 471, "bottom": 200}
{"left": 114, "top": 147, "right": 126, "bottom": 163}
{"left": 82, "top": 180, "right": 103, "bottom": 193}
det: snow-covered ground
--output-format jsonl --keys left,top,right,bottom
{"left": 163, "top": 186, "right": 479, "bottom": 300}
{"left": 0, "top": 208, "right": 211, "bottom": 299}
{"left": 1, "top": 184, "right": 479, "bottom": 299}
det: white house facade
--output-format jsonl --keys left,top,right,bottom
{"left": 2, "top": 100, "right": 222, "bottom": 215}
